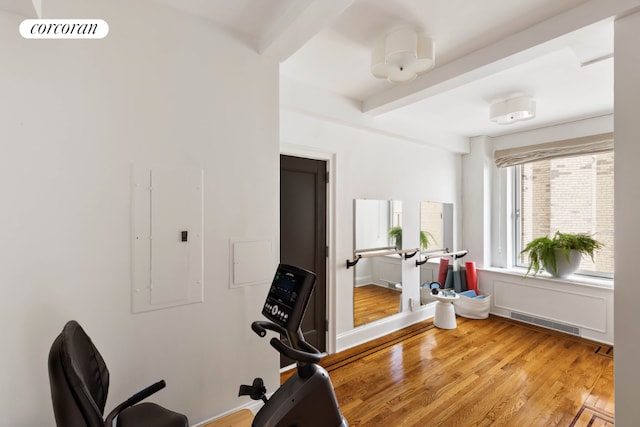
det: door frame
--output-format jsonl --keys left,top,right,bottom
{"left": 280, "top": 143, "right": 336, "bottom": 355}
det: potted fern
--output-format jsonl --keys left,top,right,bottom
{"left": 389, "top": 226, "right": 402, "bottom": 249}
{"left": 521, "top": 231, "right": 603, "bottom": 278}
{"left": 388, "top": 227, "right": 436, "bottom": 251}
{"left": 420, "top": 230, "right": 436, "bottom": 251}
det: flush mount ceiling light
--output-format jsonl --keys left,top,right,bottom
{"left": 490, "top": 96, "right": 536, "bottom": 125}
{"left": 371, "top": 27, "right": 435, "bottom": 83}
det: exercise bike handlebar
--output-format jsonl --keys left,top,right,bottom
{"left": 269, "top": 337, "right": 322, "bottom": 364}
{"left": 252, "top": 320, "right": 287, "bottom": 337}
{"left": 251, "top": 321, "right": 322, "bottom": 365}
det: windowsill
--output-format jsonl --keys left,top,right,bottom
{"left": 480, "top": 266, "right": 614, "bottom": 290}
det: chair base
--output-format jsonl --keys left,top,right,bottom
{"left": 117, "top": 402, "right": 188, "bottom": 427}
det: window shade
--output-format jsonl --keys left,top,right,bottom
{"left": 494, "top": 132, "right": 613, "bottom": 168}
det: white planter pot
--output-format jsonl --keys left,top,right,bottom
{"left": 545, "top": 249, "right": 582, "bottom": 278}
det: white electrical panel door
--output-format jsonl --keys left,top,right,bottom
{"left": 230, "top": 238, "right": 274, "bottom": 288}
{"left": 131, "top": 165, "right": 204, "bottom": 313}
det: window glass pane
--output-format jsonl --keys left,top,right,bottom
{"left": 517, "top": 151, "right": 614, "bottom": 276}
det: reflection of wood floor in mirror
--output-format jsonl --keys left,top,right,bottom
{"left": 354, "top": 284, "right": 401, "bottom": 327}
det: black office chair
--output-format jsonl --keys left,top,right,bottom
{"left": 48, "top": 320, "right": 189, "bottom": 427}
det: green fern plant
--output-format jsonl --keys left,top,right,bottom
{"left": 388, "top": 227, "right": 436, "bottom": 251}
{"left": 388, "top": 226, "right": 402, "bottom": 249}
{"left": 521, "top": 231, "right": 603, "bottom": 277}
{"left": 420, "top": 230, "right": 436, "bottom": 251}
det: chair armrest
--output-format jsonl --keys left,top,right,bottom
{"left": 104, "top": 380, "right": 166, "bottom": 426}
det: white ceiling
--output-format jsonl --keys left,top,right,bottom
{"left": 0, "top": 0, "right": 38, "bottom": 17}
{"left": 4, "top": 0, "right": 616, "bottom": 141}
{"left": 281, "top": 0, "right": 614, "bottom": 139}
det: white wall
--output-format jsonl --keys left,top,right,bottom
{"left": 0, "top": 2, "right": 280, "bottom": 426}
{"left": 613, "top": 10, "right": 640, "bottom": 427}
{"left": 280, "top": 80, "right": 463, "bottom": 349}
{"left": 461, "top": 136, "right": 493, "bottom": 267}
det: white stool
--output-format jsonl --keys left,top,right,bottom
{"left": 432, "top": 292, "right": 460, "bottom": 329}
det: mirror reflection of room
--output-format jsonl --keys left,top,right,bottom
{"left": 420, "top": 201, "right": 443, "bottom": 253}
{"left": 353, "top": 199, "right": 403, "bottom": 327}
{"left": 419, "top": 201, "right": 454, "bottom": 305}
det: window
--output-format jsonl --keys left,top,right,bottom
{"left": 513, "top": 151, "right": 614, "bottom": 278}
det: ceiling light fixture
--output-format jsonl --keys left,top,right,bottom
{"left": 371, "top": 27, "right": 434, "bottom": 83}
{"left": 489, "top": 96, "right": 536, "bottom": 125}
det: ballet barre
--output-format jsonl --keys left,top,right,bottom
{"left": 346, "top": 247, "right": 420, "bottom": 269}
{"left": 415, "top": 249, "right": 469, "bottom": 267}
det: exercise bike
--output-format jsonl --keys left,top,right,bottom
{"left": 239, "top": 264, "right": 348, "bottom": 427}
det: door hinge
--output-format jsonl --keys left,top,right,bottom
{"left": 325, "top": 246, "right": 329, "bottom": 258}
{"left": 326, "top": 170, "right": 329, "bottom": 184}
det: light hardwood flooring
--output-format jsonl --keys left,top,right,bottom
{"left": 320, "top": 316, "right": 614, "bottom": 426}
{"left": 203, "top": 409, "right": 253, "bottom": 427}
{"left": 354, "top": 284, "right": 401, "bottom": 327}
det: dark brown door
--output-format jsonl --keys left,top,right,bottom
{"left": 280, "top": 155, "right": 327, "bottom": 366}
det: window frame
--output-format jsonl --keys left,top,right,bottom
{"left": 511, "top": 161, "right": 614, "bottom": 280}
{"left": 513, "top": 165, "right": 524, "bottom": 270}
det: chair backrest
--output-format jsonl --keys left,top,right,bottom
{"left": 48, "top": 320, "right": 110, "bottom": 427}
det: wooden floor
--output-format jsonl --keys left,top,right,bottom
{"left": 354, "top": 284, "right": 401, "bottom": 327}
{"left": 202, "top": 409, "right": 253, "bottom": 427}
{"left": 318, "top": 316, "right": 614, "bottom": 426}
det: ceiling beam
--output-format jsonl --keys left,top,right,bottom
{"left": 32, "top": 0, "right": 40, "bottom": 17}
{"left": 281, "top": 77, "right": 470, "bottom": 153}
{"left": 363, "top": 0, "right": 640, "bottom": 116}
{"left": 0, "top": 0, "right": 40, "bottom": 17}
{"left": 257, "top": 0, "right": 354, "bottom": 62}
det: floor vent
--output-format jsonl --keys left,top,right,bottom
{"left": 510, "top": 312, "right": 580, "bottom": 336}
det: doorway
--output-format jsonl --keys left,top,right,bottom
{"left": 280, "top": 154, "right": 327, "bottom": 366}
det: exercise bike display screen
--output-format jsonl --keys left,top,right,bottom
{"left": 262, "top": 264, "right": 316, "bottom": 331}
{"left": 270, "top": 272, "right": 298, "bottom": 303}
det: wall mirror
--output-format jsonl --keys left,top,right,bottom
{"left": 419, "top": 201, "right": 454, "bottom": 305}
{"left": 353, "top": 199, "right": 403, "bottom": 327}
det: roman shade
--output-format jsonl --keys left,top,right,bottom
{"left": 494, "top": 132, "right": 613, "bottom": 168}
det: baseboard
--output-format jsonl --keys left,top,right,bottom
{"left": 336, "top": 305, "right": 435, "bottom": 350}
{"left": 192, "top": 403, "right": 258, "bottom": 427}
